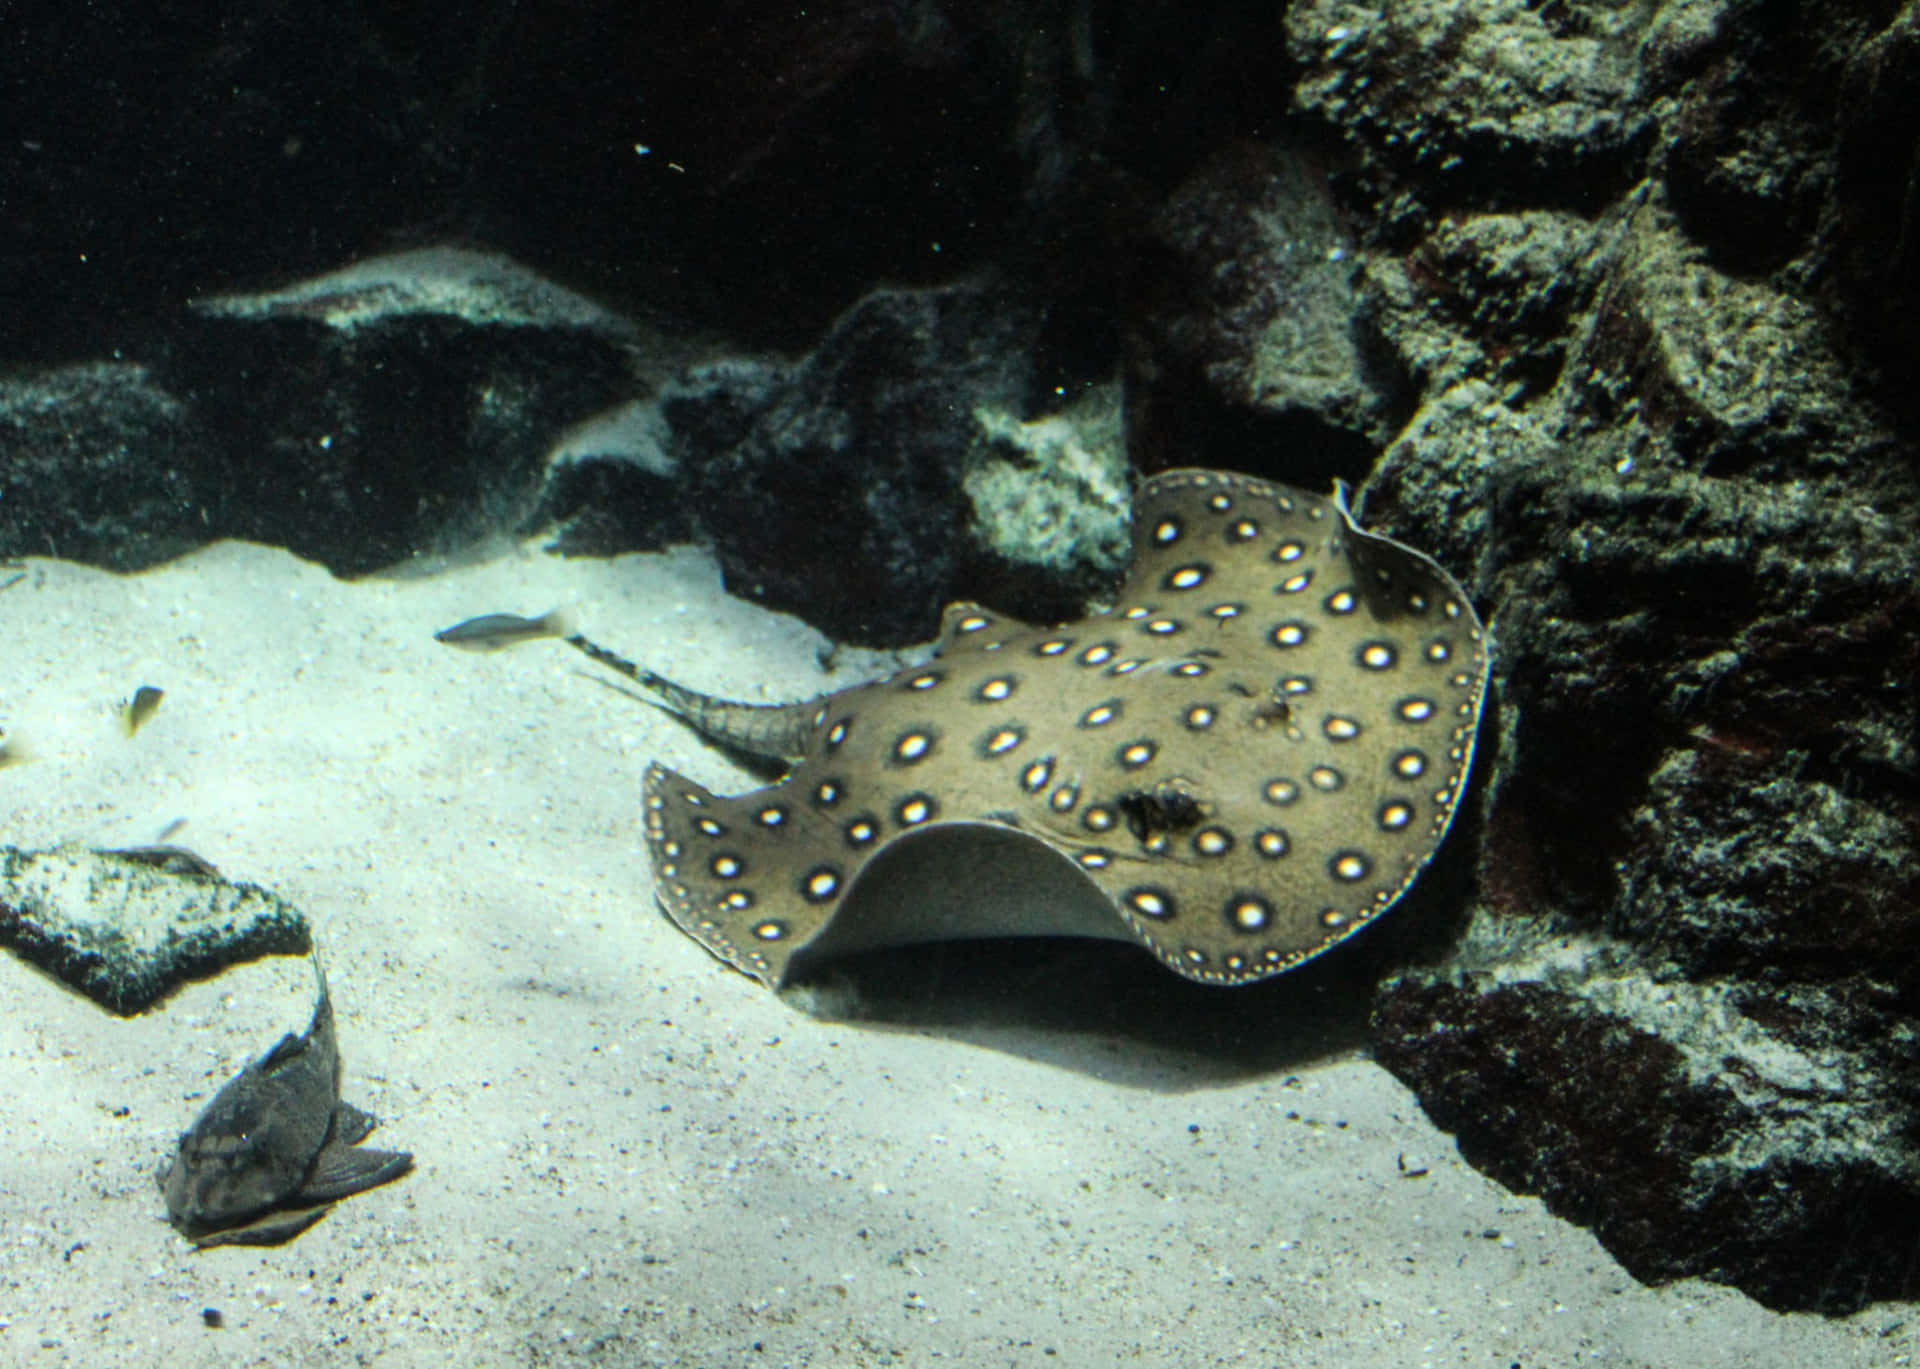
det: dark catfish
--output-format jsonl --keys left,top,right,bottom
{"left": 160, "top": 956, "right": 411, "bottom": 1247}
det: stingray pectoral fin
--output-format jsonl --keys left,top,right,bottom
{"left": 1065, "top": 804, "right": 1431, "bottom": 986}
{"left": 188, "top": 1202, "right": 334, "bottom": 1249}
{"left": 643, "top": 761, "right": 862, "bottom": 987}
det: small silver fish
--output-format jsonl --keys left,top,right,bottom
{"left": 432, "top": 609, "right": 573, "bottom": 652}
{"left": 159, "top": 955, "right": 411, "bottom": 1248}
{"left": 121, "top": 685, "right": 164, "bottom": 736}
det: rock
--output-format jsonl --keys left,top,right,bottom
{"left": 0, "top": 845, "right": 310, "bottom": 1015}
{"left": 665, "top": 282, "right": 1116, "bottom": 646}
{"left": 960, "top": 383, "right": 1131, "bottom": 615}
{"left": 1283, "top": 6, "right": 1920, "bottom": 1312}
{"left": 1286, "top": 0, "right": 1655, "bottom": 233}
{"left": 0, "top": 249, "right": 666, "bottom": 577}
{"left": 1130, "top": 142, "right": 1405, "bottom": 469}
{"left": 0, "top": 363, "right": 214, "bottom": 571}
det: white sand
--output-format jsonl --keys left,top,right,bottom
{"left": 0, "top": 540, "right": 1901, "bottom": 1366}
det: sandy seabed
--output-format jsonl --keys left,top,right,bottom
{"left": 0, "top": 538, "right": 1905, "bottom": 1367}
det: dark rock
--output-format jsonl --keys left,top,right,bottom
{"left": 527, "top": 458, "right": 693, "bottom": 559}
{"left": 0, "top": 364, "right": 216, "bottom": 570}
{"left": 1655, "top": 6, "right": 1833, "bottom": 276}
{"left": 0, "top": 845, "right": 311, "bottom": 1015}
{"left": 0, "top": 250, "right": 661, "bottom": 576}
{"left": 1370, "top": 210, "right": 1596, "bottom": 403}
{"left": 1262, "top": 1, "right": 1920, "bottom": 1315}
{"left": 1128, "top": 142, "right": 1406, "bottom": 481}
{"left": 1286, "top": 0, "right": 1657, "bottom": 234}
{"left": 1366, "top": 272, "right": 1918, "bottom": 1313}
{"left": 665, "top": 282, "right": 1123, "bottom": 645}
{"left": 165, "top": 250, "right": 648, "bottom": 575}
{"left": 1829, "top": 2, "right": 1920, "bottom": 413}
{"left": 1374, "top": 975, "right": 1920, "bottom": 1316}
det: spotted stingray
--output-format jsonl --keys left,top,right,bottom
{"left": 584, "top": 468, "right": 1488, "bottom": 988}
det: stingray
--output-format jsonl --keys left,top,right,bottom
{"left": 572, "top": 468, "right": 1489, "bottom": 988}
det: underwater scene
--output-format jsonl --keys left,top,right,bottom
{"left": 2, "top": 3, "right": 1917, "bottom": 1365}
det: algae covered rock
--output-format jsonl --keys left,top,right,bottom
{"left": 0, "top": 844, "right": 309, "bottom": 1014}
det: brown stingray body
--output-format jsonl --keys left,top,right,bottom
{"left": 625, "top": 469, "right": 1489, "bottom": 988}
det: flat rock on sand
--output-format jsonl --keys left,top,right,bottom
{"left": 0, "top": 843, "right": 309, "bottom": 1013}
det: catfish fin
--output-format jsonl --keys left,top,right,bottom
{"left": 300, "top": 1138, "right": 413, "bottom": 1204}
{"left": 255, "top": 1030, "right": 309, "bottom": 1072}
{"left": 329, "top": 1099, "right": 379, "bottom": 1146}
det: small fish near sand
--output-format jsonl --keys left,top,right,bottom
{"left": 121, "top": 685, "right": 164, "bottom": 737}
{"left": 160, "top": 955, "right": 411, "bottom": 1248}
{"left": 433, "top": 609, "right": 572, "bottom": 652}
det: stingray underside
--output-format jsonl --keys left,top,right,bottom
{"left": 643, "top": 763, "right": 1139, "bottom": 987}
